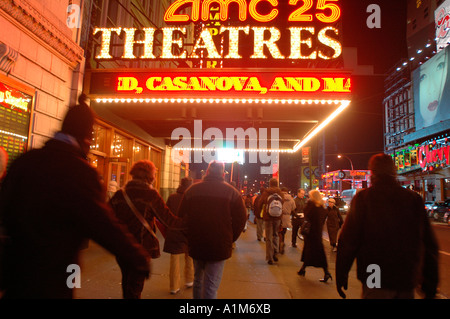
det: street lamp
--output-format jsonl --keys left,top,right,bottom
{"left": 337, "top": 154, "right": 354, "bottom": 171}
{"left": 338, "top": 154, "right": 354, "bottom": 189}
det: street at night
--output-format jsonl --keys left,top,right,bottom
{"left": 74, "top": 220, "right": 450, "bottom": 300}
{"left": 0, "top": 0, "right": 449, "bottom": 306}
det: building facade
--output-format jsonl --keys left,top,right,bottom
{"left": 84, "top": 0, "right": 193, "bottom": 199}
{"left": 384, "top": 0, "right": 450, "bottom": 202}
{"left": 0, "top": 0, "right": 191, "bottom": 199}
{"left": 0, "top": 0, "right": 85, "bottom": 167}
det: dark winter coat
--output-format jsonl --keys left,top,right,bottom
{"left": 293, "top": 196, "right": 306, "bottom": 220}
{"left": 326, "top": 206, "right": 343, "bottom": 245}
{"left": 163, "top": 185, "right": 190, "bottom": 255}
{"left": 109, "top": 179, "right": 184, "bottom": 259}
{"left": 177, "top": 174, "right": 247, "bottom": 261}
{"left": 0, "top": 139, "right": 149, "bottom": 298}
{"left": 336, "top": 176, "right": 439, "bottom": 296}
{"left": 301, "top": 201, "right": 328, "bottom": 268}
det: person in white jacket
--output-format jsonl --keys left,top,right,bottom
{"left": 279, "top": 187, "right": 296, "bottom": 254}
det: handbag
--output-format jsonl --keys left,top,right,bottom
{"left": 300, "top": 219, "right": 311, "bottom": 236}
{"left": 122, "top": 189, "right": 157, "bottom": 239}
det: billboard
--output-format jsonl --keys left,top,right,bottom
{"left": 412, "top": 45, "right": 450, "bottom": 130}
{"left": 435, "top": 0, "right": 450, "bottom": 52}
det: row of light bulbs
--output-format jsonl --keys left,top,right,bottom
{"left": 174, "top": 147, "right": 293, "bottom": 153}
{"left": 96, "top": 97, "right": 347, "bottom": 105}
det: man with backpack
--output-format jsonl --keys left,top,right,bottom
{"left": 260, "top": 178, "right": 284, "bottom": 265}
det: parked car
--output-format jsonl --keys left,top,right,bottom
{"left": 431, "top": 200, "right": 450, "bottom": 222}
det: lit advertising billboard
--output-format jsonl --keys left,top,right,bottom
{"left": 435, "top": 0, "right": 450, "bottom": 52}
{"left": 412, "top": 45, "right": 450, "bottom": 131}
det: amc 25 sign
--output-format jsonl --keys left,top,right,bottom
{"left": 93, "top": 0, "right": 343, "bottom": 62}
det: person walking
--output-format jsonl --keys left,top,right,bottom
{"left": 0, "top": 96, "right": 150, "bottom": 299}
{"left": 279, "top": 187, "right": 295, "bottom": 254}
{"left": 325, "top": 198, "right": 343, "bottom": 252}
{"left": 163, "top": 177, "right": 194, "bottom": 295}
{"left": 297, "top": 190, "right": 331, "bottom": 283}
{"left": 336, "top": 153, "right": 439, "bottom": 299}
{"left": 109, "top": 160, "right": 184, "bottom": 299}
{"left": 292, "top": 188, "right": 306, "bottom": 247}
{"left": 260, "top": 178, "right": 284, "bottom": 265}
{"left": 253, "top": 187, "right": 265, "bottom": 241}
{"left": 177, "top": 161, "right": 247, "bottom": 299}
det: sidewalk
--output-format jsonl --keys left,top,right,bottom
{"left": 75, "top": 222, "right": 362, "bottom": 299}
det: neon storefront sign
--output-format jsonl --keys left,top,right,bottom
{"left": 418, "top": 141, "right": 450, "bottom": 171}
{"left": 0, "top": 83, "right": 31, "bottom": 112}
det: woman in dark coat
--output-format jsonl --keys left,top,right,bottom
{"left": 109, "top": 160, "right": 184, "bottom": 299}
{"left": 163, "top": 177, "right": 194, "bottom": 294}
{"left": 298, "top": 190, "right": 332, "bottom": 282}
{"left": 326, "top": 198, "right": 343, "bottom": 252}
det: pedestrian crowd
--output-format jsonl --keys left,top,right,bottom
{"left": 0, "top": 96, "right": 440, "bottom": 300}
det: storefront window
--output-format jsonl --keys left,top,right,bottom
{"left": 91, "top": 124, "right": 107, "bottom": 153}
{"left": 134, "top": 141, "right": 148, "bottom": 161}
{"left": 112, "top": 132, "right": 130, "bottom": 157}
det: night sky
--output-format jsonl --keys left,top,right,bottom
{"left": 328, "top": 0, "right": 408, "bottom": 170}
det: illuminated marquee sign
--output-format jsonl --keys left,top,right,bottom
{"left": 164, "top": 0, "right": 341, "bottom": 23}
{"left": 89, "top": 70, "right": 351, "bottom": 101}
{"left": 93, "top": 0, "right": 343, "bottom": 62}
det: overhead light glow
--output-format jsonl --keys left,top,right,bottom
{"left": 293, "top": 100, "right": 351, "bottom": 152}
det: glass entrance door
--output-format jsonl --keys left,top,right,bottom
{"left": 110, "top": 162, "right": 128, "bottom": 190}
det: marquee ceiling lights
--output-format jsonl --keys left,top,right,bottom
{"left": 95, "top": 97, "right": 347, "bottom": 105}
{"left": 93, "top": 98, "right": 350, "bottom": 153}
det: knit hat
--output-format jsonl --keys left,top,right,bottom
{"left": 368, "top": 153, "right": 397, "bottom": 177}
{"left": 61, "top": 94, "right": 95, "bottom": 141}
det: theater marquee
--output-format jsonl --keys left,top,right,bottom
{"left": 88, "top": 0, "right": 351, "bottom": 153}
{"left": 89, "top": 69, "right": 351, "bottom": 102}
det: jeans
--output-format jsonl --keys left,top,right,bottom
{"left": 193, "top": 259, "right": 226, "bottom": 299}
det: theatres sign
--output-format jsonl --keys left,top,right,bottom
{"left": 93, "top": 0, "right": 343, "bottom": 62}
